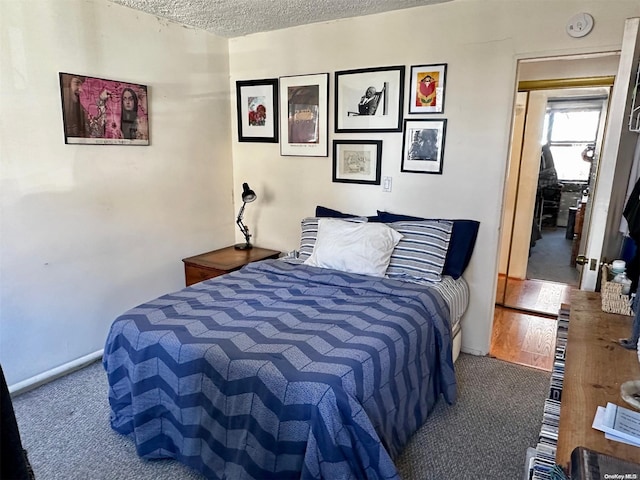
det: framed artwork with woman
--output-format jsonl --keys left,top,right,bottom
{"left": 59, "top": 72, "right": 149, "bottom": 145}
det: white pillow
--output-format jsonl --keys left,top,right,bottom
{"left": 304, "top": 218, "right": 403, "bottom": 277}
{"left": 298, "top": 216, "right": 368, "bottom": 262}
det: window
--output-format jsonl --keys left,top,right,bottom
{"left": 542, "top": 99, "right": 604, "bottom": 182}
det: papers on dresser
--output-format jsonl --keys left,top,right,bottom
{"left": 592, "top": 402, "right": 640, "bottom": 447}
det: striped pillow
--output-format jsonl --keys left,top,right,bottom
{"left": 298, "top": 216, "right": 367, "bottom": 261}
{"left": 385, "top": 220, "right": 454, "bottom": 282}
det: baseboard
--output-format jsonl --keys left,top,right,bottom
{"left": 461, "top": 346, "right": 487, "bottom": 356}
{"left": 9, "top": 349, "right": 104, "bottom": 396}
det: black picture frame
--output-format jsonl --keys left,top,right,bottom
{"left": 401, "top": 119, "right": 447, "bottom": 175}
{"left": 334, "top": 66, "right": 405, "bottom": 133}
{"left": 236, "top": 78, "right": 279, "bottom": 143}
{"left": 332, "top": 140, "right": 382, "bottom": 185}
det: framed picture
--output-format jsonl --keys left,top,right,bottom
{"left": 59, "top": 72, "right": 149, "bottom": 145}
{"left": 236, "top": 78, "right": 278, "bottom": 143}
{"left": 408, "top": 63, "right": 447, "bottom": 114}
{"left": 279, "top": 73, "right": 329, "bottom": 156}
{"left": 334, "top": 66, "right": 405, "bottom": 133}
{"left": 401, "top": 119, "right": 447, "bottom": 174}
{"left": 332, "top": 140, "right": 382, "bottom": 185}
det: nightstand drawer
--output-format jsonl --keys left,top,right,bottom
{"left": 184, "top": 264, "right": 227, "bottom": 286}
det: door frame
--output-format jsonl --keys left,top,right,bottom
{"left": 496, "top": 23, "right": 640, "bottom": 309}
{"left": 580, "top": 17, "right": 640, "bottom": 290}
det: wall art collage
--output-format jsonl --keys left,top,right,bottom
{"left": 236, "top": 63, "right": 449, "bottom": 181}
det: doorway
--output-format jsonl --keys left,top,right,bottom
{"left": 491, "top": 19, "right": 640, "bottom": 369}
{"left": 495, "top": 53, "right": 618, "bottom": 317}
{"left": 528, "top": 95, "right": 607, "bottom": 285}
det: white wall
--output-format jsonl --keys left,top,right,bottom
{"left": 0, "top": 0, "right": 234, "bottom": 386}
{"left": 518, "top": 54, "right": 621, "bottom": 81}
{"left": 229, "top": 0, "right": 640, "bottom": 356}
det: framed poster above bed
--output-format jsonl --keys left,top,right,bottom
{"left": 408, "top": 63, "right": 447, "bottom": 114}
{"left": 235, "top": 78, "right": 279, "bottom": 143}
{"left": 334, "top": 66, "right": 405, "bottom": 133}
{"left": 279, "top": 73, "right": 329, "bottom": 156}
{"left": 332, "top": 139, "right": 382, "bottom": 185}
{"left": 401, "top": 118, "right": 447, "bottom": 174}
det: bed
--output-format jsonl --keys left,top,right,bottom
{"left": 103, "top": 213, "right": 478, "bottom": 479}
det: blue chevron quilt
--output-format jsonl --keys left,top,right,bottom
{"left": 103, "top": 259, "right": 456, "bottom": 480}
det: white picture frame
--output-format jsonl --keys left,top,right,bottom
{"left": 279, "top": 73, "right": 329, "bottom": 157}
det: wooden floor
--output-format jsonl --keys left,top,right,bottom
{"left": 496, "top": 275, "right": 573, "bottom": 316}
{"left": 490, "top": 306, "right": 557, "bottom": 371}
{"left": 491, "top": 276, "right": 574, "bottom": 371}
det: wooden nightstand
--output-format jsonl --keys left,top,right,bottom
{"left": 182, "top": 246, "right": 281, "bottom": 286}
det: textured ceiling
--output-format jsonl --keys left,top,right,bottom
{"left": 107, "top": 0, "right": 452, "bottom": 38}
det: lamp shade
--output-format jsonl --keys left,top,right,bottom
{"left": 241, "top": 183, "right": 256, "bottom": 203}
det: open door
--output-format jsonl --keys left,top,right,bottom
{"left": 580, "top": 17, "right": 640, "bottom": 290}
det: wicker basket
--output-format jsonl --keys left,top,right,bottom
{"left": 600, "top": 264, "right": 633, "bottom": 316}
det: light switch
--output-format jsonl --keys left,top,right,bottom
{"left": 383, "top": 176, "right": 392, "bottom": 192}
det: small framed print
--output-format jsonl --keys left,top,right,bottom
{"left": 408, "top": 63, "right": 447, "bottom": 114}
{"left": 335, "top": 66, "right": 405, "bottom": 133}
{"left": 332, "top": 140, "right": 382, "bottom": 185}
{"left": 236, "top": 78, "right": 278, "bottom": 142}
{"left": 401, "top": 119, "right": 447, "bottom": 174}
{"left": 279, "top": 73, "right": 329, "bottom": 156}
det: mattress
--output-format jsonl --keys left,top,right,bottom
{"left": 430, "top": 275, "right": 470, "bottom": 332}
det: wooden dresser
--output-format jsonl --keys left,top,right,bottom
{"left": 182, "top": 246, "right": 281, "bottom": 286}
{"left": 556, "top": 290, "right": 640, "bottom": 468}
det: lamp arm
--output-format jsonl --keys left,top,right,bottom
{"left": 236, "top": 202, "right": 246, "bottom": 225}
{"left": 236, "top": 202, "right": 251, "bottom": 244}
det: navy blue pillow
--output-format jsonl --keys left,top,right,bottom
{"left": 315, "top": 206, "right": 380, "bottom": 223}
{"left": 315, "top": 206, "right": 356, "bottom": 218}
{"left": 377, "top": 210, "right": 479, "bottom": 279}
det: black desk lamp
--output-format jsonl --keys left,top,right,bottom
{"left": 235, "top": 183, "right": 257, "bottom": 250}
